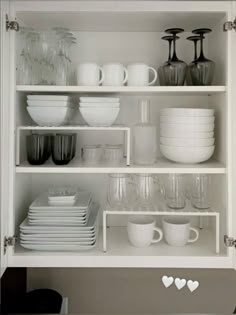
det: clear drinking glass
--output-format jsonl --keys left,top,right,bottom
{"left": 52, "top": 133, "right": 76, "bottom": 165}
{"left": 133, "top": 174, "right": 159, "bottom": 211}
{"left": 107, "top": 174, "right": 135, "bottom": 211}
{"left": 26, "top": 134, "right": 51, "bottom": 165}
{"left": 191, "top": 174, "right": 210, "bottom": 209}
{"left": 163, "top": 174, "right": 186, "bottom": 209}
{"left": 104, "top": 144, "right": 123, "bottom": 165}
{"left": 82, "top": 145, "right": 102, "bottom": 165}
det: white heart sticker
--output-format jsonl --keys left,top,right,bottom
{"left": 175, "top": 278, "right": 187, "bottom": 290}
{"left": 162, "top": 276, "right": 174, "bottom": 288}
{"left": 187, "top": 280, "right": 199, "bottom": 292}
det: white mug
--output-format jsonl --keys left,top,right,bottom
{"left": 127, "top": 215, "right": 163, "bottom": 248}
{"left": 162, "top": 217, "right": 199, "bottom": 247}
{"left": 103, "top": 63, "right": 128, "bottom": 86}
{"left": 127, "top": 63, "right": 158, "bottom": 86}
{"left": 77, "top": 63, "right": 104, "bottom": 86}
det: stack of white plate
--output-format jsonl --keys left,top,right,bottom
{"left": 27, "top": 95, "right": 75, "bottom": 126}
{"left": 79, "top": 97, "right": 120, "bottom": 127}
{"left": 160, "top": 108, "right": 215, "bottom": 164}
{"left": 20, "top": 192, "right": 99, "bottom": 250}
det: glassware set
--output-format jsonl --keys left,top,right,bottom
{"left": 17, "top": 27, "right": 77, "bottom": 85}
{"left": 107, "top": 174, "right": 211, "bottom": 211}
{"left": 158, "top": 27, "right": 215, "bottom": 86}
{"left": 26, "top": 133, "right": 77, "bottom": 165}
{"left": 81, "top": 144, "right": 123, "bottom": 165}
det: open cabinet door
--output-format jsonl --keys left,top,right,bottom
{"left": 0, "top": 1, "right": 11, "bottom": 277}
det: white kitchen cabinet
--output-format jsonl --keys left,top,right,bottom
{"left": 1, "top": 1, "right": 236, "bottom": 273}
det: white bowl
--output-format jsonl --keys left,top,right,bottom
{"left": 79, "top": 107, "right": 120, "bottom": 127}
{"left": 79, "top": 102, "right": 120, "bottom": 108}
{"left": 160, "top": 115, "right": 215, "bottom": 124}
{"left": 160, "top": 129, "right": 214, "bottom": 139}
{"left": 27, "top": 100, "right": 73, "bottom": 107}
{"left": 27, "top": 106, "right": 73, "bottom": 126}
{"left": 160, "top": 137, "right": 215, "bottom": 147}
{"left": 161, "top": 123, "right": 214, "bottom": 133}
{"left": 27, "top": 95, "right": 70, "bottom": 101}
{"left": 160, "top": 144, "right": 215, "bottom": 164}
{"left": 79, "top": 97, "right": 119, "bottom": 103}
{"left": 160, "top": 108, "right": 214, "bottom": 117}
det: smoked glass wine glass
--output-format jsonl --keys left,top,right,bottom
{"left": 164, "top": 28, "right": 187, "bottom": 85}
{"left": 189, "top": 28, "right": 215, "bottom": 85}
{"left": 186, "top": 35, "right": 201, "bottom": 85}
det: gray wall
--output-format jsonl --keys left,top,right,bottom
{"left": 28, "top": 268, "right": 236, "bottom": 314}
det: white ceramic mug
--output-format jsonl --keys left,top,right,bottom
{"left": 77, "top": 63, "right": 104, "bottom": 86}
{"left": 103, "top": 63, "right": 128, "bottom": 86}
{"left": 127, "top": 63, "right": 158, "bottom": 86}
{"left": 162, "top": 217, "right": 199, "bottom": 247}
{"left": 127, "top": 215, "right": 163, "bottom": 247}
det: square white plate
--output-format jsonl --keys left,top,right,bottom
{"left": 20, "top": 243, "right": 96, "bottom": 251}
{"left": 20, "top": 203, "right": 99, "bottom": 232}
{"left": 29, "top": 191, "right": 92, "bottom": 211}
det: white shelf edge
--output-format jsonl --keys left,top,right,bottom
{"left": 15, "top": 164, "right": 226, "bottom": 174}
{"left": 17, "top": 125, "right": 130, "bottom": 131}
{"left": 16, "top": 85, "right": 226, "bottom": 94}
{"left": 104, "top": 210, "right": 219, "bottom": 216}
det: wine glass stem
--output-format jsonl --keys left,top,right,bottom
{"left": 199, "top": 34, "right": 204, "bottom": 59}
{"left": 194, "top": 41, "right": 197, "bottom": 61}
{"left": 172, "top": 35, "right": 177, "bottom": 60}
{"left": 168, "top": 40, "right": 172, "bottom": 62}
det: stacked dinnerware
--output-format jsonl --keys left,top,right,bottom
{"left": 27, "top": 95, "right": 75, "bottom": 126}
{"left": 79, "top": 97, "right": 120, "bottom": 127}
{"left": 160, "top": 108, "right": 215, "bottom": 163}
{"left": 19, "top": 190, "right": 100, "bottom": 251}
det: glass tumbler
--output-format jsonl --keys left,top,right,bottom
{"left": 52, "top": 133, "right": 76, "bottom": 165}
{"left": 103, "top": 144, "right": 123, "bottom": 165}
{"left": 133, "top": 174, "right": 159, "bottom": 211}
{"left": 163, "top": 174, "right": 186, "bottom": 209}
{"left": 107, "top": 174, "right": 135, "bottom": 211}
{"left": 81, "top": 145, "right": 102, "bottom": 165}
{"left": 26, "top": 134, "right": 51, "bottom": 165}
{"left": 191, "top": 174, "right": 210, "bottom": 209}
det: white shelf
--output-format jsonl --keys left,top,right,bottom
{"left": 16, "top": 85, "right": 226, "bottom": 95}
{"left": 10, "top": 228, "right": 228, "bottom": 268}
{"left": 15, "top": 158, "right": 226, "bottom": 174}
{"left": 16, "top": 125, "right": 131, "bottom": 166}
{"left": 103, "top": 209, "right": 220, "bottom": 253}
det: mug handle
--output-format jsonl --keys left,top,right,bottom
{"left": 151, "top": 227, "right": 163, "bottom": 244}
{"left": 123, "top": 68, "right": 128, "bottom": 84}
{"left": 98, "top": 67, "right": 105, "bottom": 85}
{"left": 148, "top": 67, "right": 158, "bottom": 86}
{"left": 188, "top": 227, "right": 199, "bottom": 243}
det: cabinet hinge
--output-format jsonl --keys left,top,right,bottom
{"left": 223, "top": 18, "right": 236, "bottom": 32}
{"left": 224, "top": 235, "right": 236, "bottom": 248}
{"left": 4, "top": 236, "right": 17, "bottom": 254}
{"left": 5, "top": 14, "right": 19, "bottom": 32}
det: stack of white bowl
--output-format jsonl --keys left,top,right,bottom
{"left": 79, "top": 97, "right": 120, "bottom": 127}
{"left": 160, "top": 108, "right": 215, "bottom": 164}
{"left": 27, "top": 95, "right": 75, "bottom": 126}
